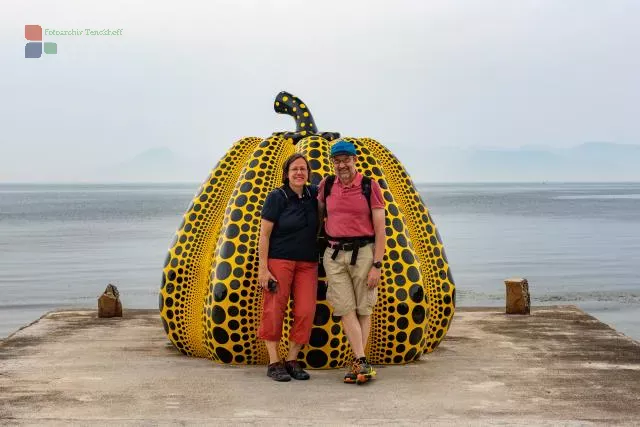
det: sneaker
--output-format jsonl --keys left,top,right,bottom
{"left": 352, "top": 359, "right": 376, "bottom": 385}
{"left": 267, "top": 361, "right": 291, "bottom": 382}
{"left": 343, "top": 370, "right": 357, "bottom": 384}
{"left": 285, "top": 360, "right": 310, "bottom": 380}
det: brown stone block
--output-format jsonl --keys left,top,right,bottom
{"left": 98, "top": 284, "right": 123, "bottom": 318}
{"left": 504, "top": 277, "right": 530, "bottom": 315}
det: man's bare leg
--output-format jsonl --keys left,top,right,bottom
{"left": 341, "top": 310, "right": 366, "bottom": 358}
{"left": 358, "top": 314, "right": 371, "bottom": 352}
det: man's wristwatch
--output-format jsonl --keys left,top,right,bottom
{"left": 372, "top": 261, "right": 382, "bottom": 269}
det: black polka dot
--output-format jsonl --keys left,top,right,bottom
{"left": 397, "top": 303, "right": 409, "bottom": 316}
{"left": 240, "top": 182, "right": 252, "bottom": 193}
{"left": 411, "top": 305, "right": 426, "bottom": 324}
{"left": 314, "top": 304, "right": 330, "bottom": 326}
{"left": 213, "top": 283, "right": 227, "bottom": 302}
{"left": 392, "top": 218, "right": 403, "bottom": 233}
{"left": 213, "top": 327, "right": 229, "bottom": 344}
{"left": 396, "top": 289, "right": 407, "bottom": 301}
{"left": 226, "top": 224, "right": 240, "bottom": 239}
{"left": 216, "top": 262, "right": 232, "bottom": 281}
{"left": 219, "top": 242, "right": 235, "bottom": 259}
{"left": 407, "top": 267, "right": 419, "bottom": 283}
{"left": 392, "top": 262, "right": 403, "bottom": 274}
{"left": 212, "top": 306, "right": 226, "bottom": 324}
{"left": 384, "top": 192, "right": 393, "bottom": 203}
{"left": 309, "top": 328, "right": 329, "bottom": 348}
{"left": 228, "top": 320, "right": 240, "bottom": 330}
{"left": 409, "top": 285, "right": 424, "bottom": 304}
{"left": 401, "top": 250, "right": 414, "bottom": 265}
{"left": 215, "top": 347, "right": 233, "bottom": 363}
{"left": 409, "top": 327, "right": 423, "bottom": 345}
{"left": 231, "top": 209, "right": 243, "bottom": 221}
{"left": 306, "top": 349, "right": 328, "bottom": 368}
{"left": 397, "top": 317, "right": 409, "bottom": 330}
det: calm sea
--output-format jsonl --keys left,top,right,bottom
{"left": 1, "top": 182, "right": 639, "bottom": 341}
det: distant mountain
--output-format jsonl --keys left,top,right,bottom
{"left": 96, "top": 147, "right": 213, "bottom": 183}
{"left": 88, "top": 142, "right": 640, "bottom": 184}
{"left": 399, "top": 142, "right": 640, "bottom": 183}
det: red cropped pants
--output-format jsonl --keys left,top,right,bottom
{"left": 258, "top": 259, "right": 318, "bottom": 344}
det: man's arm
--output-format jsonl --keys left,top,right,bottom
{"left": 367, "top": 207, "right": 386, "bottom": 288}
{"left": 371, "top": 208, "right": 386, "bottom": 263}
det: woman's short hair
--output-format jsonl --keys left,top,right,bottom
{"left": 282, "top": 153, "right": 311, "bottom": 184}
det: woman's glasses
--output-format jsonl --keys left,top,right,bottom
{"left": 289, "top": 167, "right": 308, "bottom": 173}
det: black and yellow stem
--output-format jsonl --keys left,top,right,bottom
{"left": 273, "top": 91, "right": 340, "bottom": 143}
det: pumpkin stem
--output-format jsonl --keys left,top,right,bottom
{"left": 273, "top": 91, "right": 340, "bottom": 144}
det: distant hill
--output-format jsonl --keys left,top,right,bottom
{"left": 399, "top": 142, "right": 640, "bottom": 183}
{"left": 87, "top": 142, "right": 640, "bottom": 184}
{"left": 96, "top": 147, "right": 213, "bottom": 183}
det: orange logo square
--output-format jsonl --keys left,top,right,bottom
{"left": 25, "top": 25, "right": 42, "bottom": 41}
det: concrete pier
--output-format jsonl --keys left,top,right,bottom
{"left": 1, "top": 306, "right": 639, "bottom": 425}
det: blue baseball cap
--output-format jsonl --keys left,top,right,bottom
{"left": 330, "top": 140, "right": 357, "bottom": 157}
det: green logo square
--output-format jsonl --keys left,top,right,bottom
{"left": 44, "top": 42, "right": 57, "bottom": 54}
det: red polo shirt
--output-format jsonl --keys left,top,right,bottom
{"left": 317, "top": 172, "right": 385, "bottom": 238}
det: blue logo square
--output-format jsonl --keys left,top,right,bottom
{"left": 25, "top": 42, "right": 42, "bottom": 58}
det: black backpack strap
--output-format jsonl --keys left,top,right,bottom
{"left": 322, "top": 175, "right": 336, "bottom": 221}
{"left": 324, "top": 176, "right": 336, "bottom": 203}
{"left": 361, "top": 176, "right": 372, "bottom": 214}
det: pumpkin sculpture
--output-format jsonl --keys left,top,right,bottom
{"left": 159, "top": 91, "right": 456, "bottom": 368}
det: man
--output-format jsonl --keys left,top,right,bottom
{"left": 317, "top": 140, "right": 386, "bottom": 383}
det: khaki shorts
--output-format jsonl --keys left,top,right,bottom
{"left": 323, "top": 243, "right": 378, "bottom": 316}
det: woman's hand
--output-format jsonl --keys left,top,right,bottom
{"left": 259, "top": 266, "right": 277, "bottom": 290}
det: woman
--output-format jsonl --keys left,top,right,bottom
{"left": 257, "top": 153, "right": 319, "bottom": 382}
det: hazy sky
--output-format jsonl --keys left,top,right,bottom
{"left": 2, "top": 0, "right": 639, "bottom": 182}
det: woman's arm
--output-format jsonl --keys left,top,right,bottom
{"left": 258, "top": 219, "right": 277, "bottom": 289}
{"left": 317, "top": 199, "right": 326, "bottom": 235}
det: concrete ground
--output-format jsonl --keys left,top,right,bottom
{"left": 1, "top": 306, "right": 639, "bottom": 426}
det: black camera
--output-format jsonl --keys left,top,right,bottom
{"left": 267, "top": 279, "right": 278, "bottom": 293}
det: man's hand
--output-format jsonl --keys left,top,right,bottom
{"left": 367, "top": 266, "right": 380, "bottom": 288}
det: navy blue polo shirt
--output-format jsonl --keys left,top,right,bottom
{"left": 260, "top": 184, "right": 319, "bottom": 262}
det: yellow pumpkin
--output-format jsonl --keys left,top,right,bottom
{"left": 159, "top": 91, "right": 456, "bottom": 368}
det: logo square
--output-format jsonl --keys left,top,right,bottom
{"left": 25, "top": 42, "right": 42, "bottom": 58}
{"left": 25, "top": 25, "right": 42, "bottom": 41}
{"left": 44, "top": 42, "right": 57, "bottom": 54}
